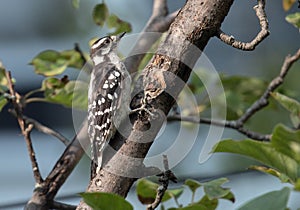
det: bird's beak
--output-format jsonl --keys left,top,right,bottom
{"left": 116, "top": 32, "right": 126, "bottom": 41}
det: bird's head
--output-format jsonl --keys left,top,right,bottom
{"left": 90, "top": 32, "right": 126, "bottom": 63}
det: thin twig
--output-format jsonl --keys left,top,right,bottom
{"left": 216, "top": 0, "right": 269, "bottom": 50}
{"left": 147, "top": 155, "right": 177, "bottom": 210}
{"left": 8, "top": 109, "right": 70, "bottom": 146}
{"left": 124, "top": 0, "right": 179, "bottom": 74}
{"left": 238, "top": 48, "right": 300, "bottom": 124}
{"left": 74, "top": 43, "right": 92, "bottom": 74}
{"left": 24, "top": 116, "right": 70, "bottom": 146}
{"left": 168, "top": 49, "right": 300, "bottom": 141}
{"left": 5, "top": 70, "right": 43, "bottom": 184}
{"left": 168, "top": 115, "right": 270, "bottom": 141}
{"left": 51, "top": 201, "right": 77, "bottom": 210}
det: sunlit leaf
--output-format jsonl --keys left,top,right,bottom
{"left": 0, "top": 68, "right": 8, "bottom": 91}
{"left": 72, "top": 0, "right": 80, "bottom": 9}
{"left": 184, "top": 179, "right": 202, "bottom": 193}
{"left": 294, "top": 178, "right": 300, "bottom": 191}
{"left": 213, "top": 139, "right": 299, "bottom": 182}
{"left": 107, "top": 14, "right": 132, "bottom": 35}
{"left": 80, "top": 192, "right": 133, "bottom": 210}
{"left": 271, "top": 92, "right": 300, "bottom": 128}
{"left": 136, "top": 179, "right": 183, "bottom": 204}
{"left": 201, "top": 178, "right": 231, "bottom": 200}
{"left": 283, "top": 0, "right": 296, "bottom": 11}
{"left": 237, "top": 187, "right": 290, "bottom": 210}
{"left": 197, "top": 195, "right": 218, "bottom": 210}
{"left": 221, "top": 76, "right": 267, "bottom": 119}
{"left": 41, "top": 77, "right": 88, "bottom": 110}
{"left": 169, "top": 205, "right": 208, "bottom": 210}
{"left": 249, "top": 166, "right": 290, "bottom": 183}
{"left": 272, "top": 124, "right": 300, "bottom": 163}
{"left": 93, "top": 3, "right": 109, "bottom": 26}
{"left": 286, "top": 12, "right": 300, "bottom": 29}
{"left": 31, "top": 49, "right": 85, "bottom": 76}
{"left": 0, "top": 95, "right": 8, "bottom": 112}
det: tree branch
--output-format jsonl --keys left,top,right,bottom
{"left": 51, "top": 200, "right": 77, "bottom": 210}
{"left": 147, "top": 155, "right": 177, "bottom": 210}
{"left": 238, "top": 48, "right": 300, "bottom": 124}
{"left": 5, "top": 71, "right": 44, "bottom": 184}
{"left": 24, "top": 116, "right": 70, "bottom": 146}
{"left": 25, "top": 121, "right": 88, "bottom": 209}
{"left": 77, "top": 0, "right": 235, "bottom": 209}
{"left": 216, "top": 0, "right": 269, "bottom": 50}
{"left": 168, "top": 48, "right": 300, "bottom": 141}
{"left": 124, "top": 0, "right": 179, "bottom": 74}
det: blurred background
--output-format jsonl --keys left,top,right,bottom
{"left": 0, "top": 0, "right": 299, "bottom": 209}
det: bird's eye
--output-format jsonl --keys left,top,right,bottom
{"left": 104, "top": 39, "right": 111, "bottom": 44}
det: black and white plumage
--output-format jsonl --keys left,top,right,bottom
{"left": 88, "top": 32, "right": 130, "bottom": 178}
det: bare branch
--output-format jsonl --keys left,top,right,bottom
{"left": 168, "top": 48, "right": 300, "bottom": 141}
{"left": 124, "top": 0, "right": 179, "bottom": 74}
{"left": 5, "top": 71, "right": 43, "bottom": 184}
{"left": 51, "top": 201, "right": 77, "bottom": 210}
{"left": 25, "top": 122, "right": 88, "bottom": 209}
{"left": 24, "top": 116, "right": 70, "bottom": 146}
{"left": 168, "top": 115, "right": 270, "bottom": 141}
{"left": 238, "top": 48, "right": 300, "bottom": 124}
{"left": 216, "top": 0, "right": 269, "bottom": 50}
{"left": 147, "top": 155, "right": 177, "bottom": 210}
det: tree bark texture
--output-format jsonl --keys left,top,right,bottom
{"left": 77, "top": 0, "right": 234, "bottom": 208}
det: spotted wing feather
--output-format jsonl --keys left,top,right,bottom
{"left": 88, "top": 64, "right": 123, "bottom": 178}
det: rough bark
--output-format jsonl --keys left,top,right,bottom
{"left": 77, "top": 0, "right": 234, "bottom": 209}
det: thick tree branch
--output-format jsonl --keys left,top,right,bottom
{"left": 168, "top": 48, "right": 300, "bottom": 141}
{"left": 216, "top": 0, "right": 269, "bottom": 50}
{"left": 77, "top": 0, "right": 235, "bottom": 209}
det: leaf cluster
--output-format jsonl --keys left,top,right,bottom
{"left": 136, "top": 178, "right": 234, "bottom": 210}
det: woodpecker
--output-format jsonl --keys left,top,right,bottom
{"left": 88, "top": 32, "right": 130, "bottom": 179}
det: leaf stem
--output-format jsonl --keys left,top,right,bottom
{"left": 24, "top": 88, "right": 43, "bottom": 99}
{"left": 25, "top": 97, "right": 49, "bottom": 104}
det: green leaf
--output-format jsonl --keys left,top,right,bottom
{"left": 213, "top": 139, "right": 299, "bottom": 182}
{"left": 31, "top": 49, "right": 84, "bottom": 76}
{"left": 237, "top": 187, "right": 290, "bottom": 210}
{"left": 286, "top": 12, "right": 300, "bottom": 29}
{"left": 221, "top": 76, "right": 267, "bottom": 119}
{"left": 294, "top": 178, "right": 300, "bottom": 191}
{"left": 80, "top": 192, "right": 133, "bottom": 210}
{"left": 282, "top": 0, "right": 296, "bottom": 11}
{"left": 169, "top": 205, "right": 208, "bottom": 210}
{"left": 272, "top": 124, "right": 300, "bottom": 163}
{"left": 197, "top": 195, "right": 218, "bottom": 210}
{"left": 93, "top": 3, "right": 109, "bottom": 26}
{"left": 136, "top": 179, "right": 183, "bottom": 204}
{"left": 184, "top": 179, "right": 202, "bottom": 193}
{"left": 201, "top": 178, "right": 231, "bottom": 200}
{"left": 249, "top": 166, "right": 290, "bottom": 183}
{"left": 72, "top": 0, "right": 80, "bottom": 9}
{"left": 0, "top": 68, "right": 8, "bottom": 91}
{"left": 42, "top": 77, "right": 88, "bottom": 110}
{"left": 271, "top": 92, "right": 300, "bottom": 128}
{"left": 107, "top": 14, "right": 132, "bottom": 35}
{"left": 0, "top": 95, "right": 8, "bottom": 112}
